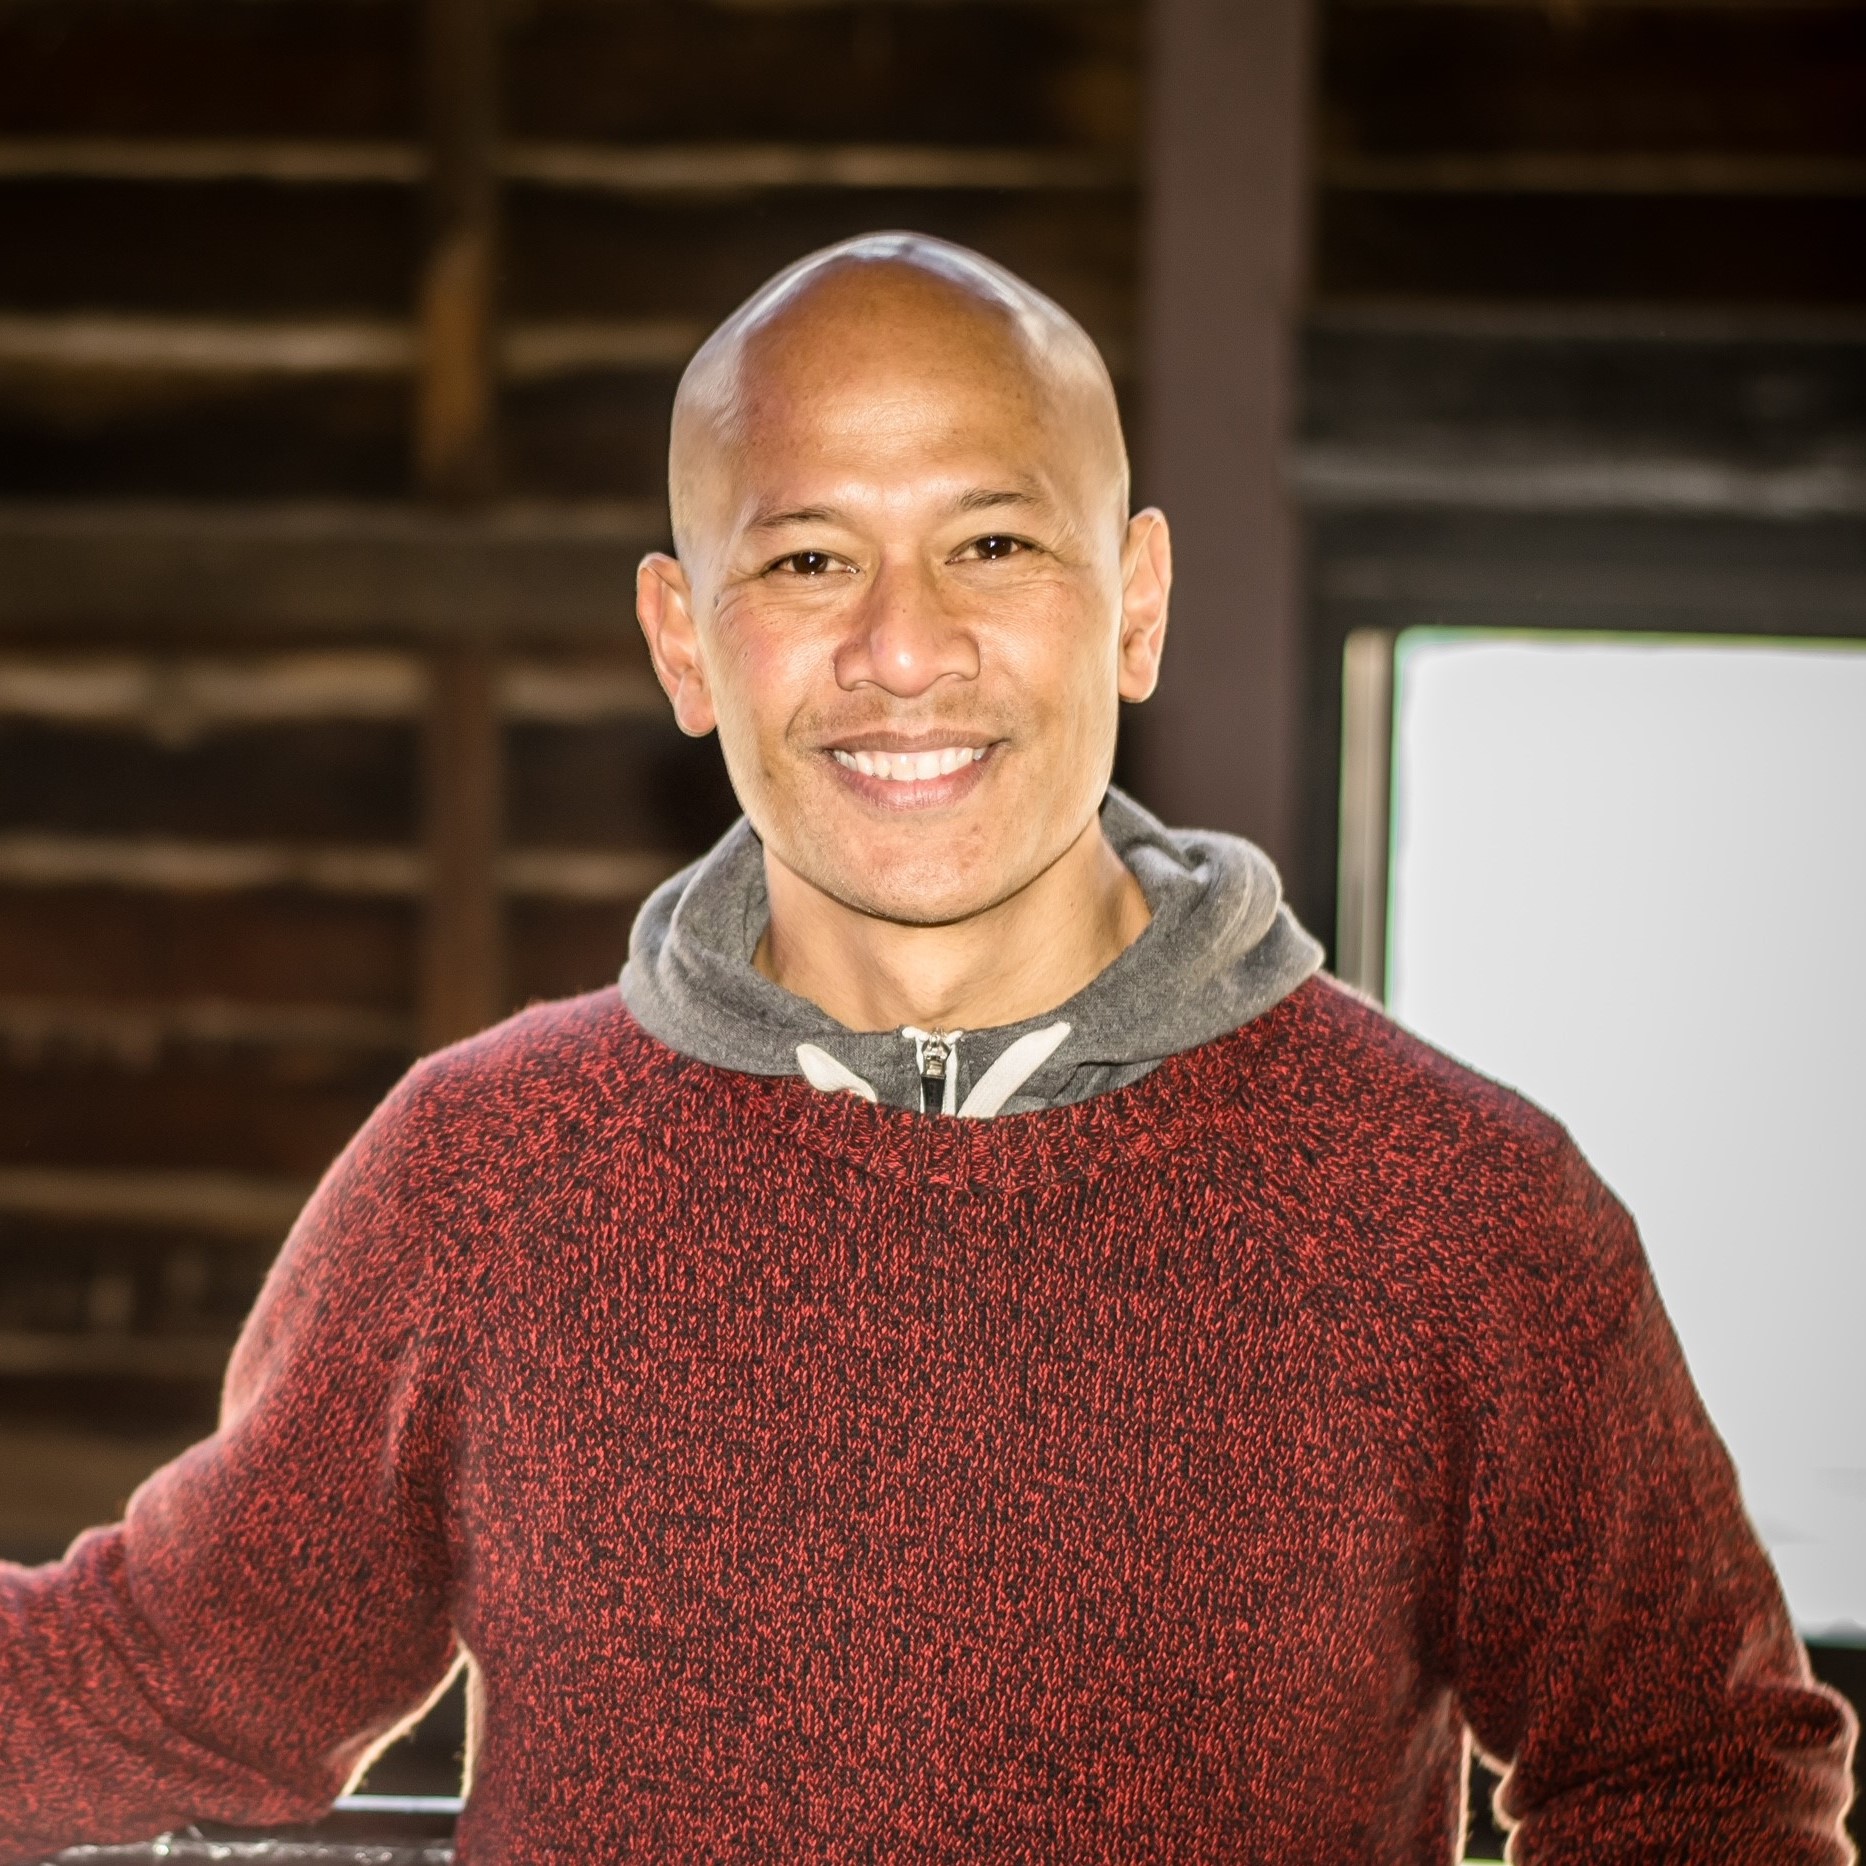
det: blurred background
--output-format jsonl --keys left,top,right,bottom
{"left": 0, "top": 0, "right": 1862, "bottom": 1848}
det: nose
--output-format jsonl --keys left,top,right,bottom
{"left": 832, "top": 557, "right": 980, "bottom": 699}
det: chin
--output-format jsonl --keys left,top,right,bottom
{"left": 828, "top": 856, "right": 1006, "bottom": 929}
{"left": 770, "top": 818, "right": 999, "bottom": 926}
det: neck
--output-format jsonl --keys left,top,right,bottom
{"left": 755, "top": 813, "right": 1150, "bottom": 1032}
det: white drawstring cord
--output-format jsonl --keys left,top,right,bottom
{"left": 957, "top": 1022, "right": 1071, "bottom": 1118}
{"left": 795, "top": 1044, "right": 879, "bottom": 1102}
{"left": 794, "top": 1020, "right": 1071, "bottom": 1119}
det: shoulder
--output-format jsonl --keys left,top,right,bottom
{"left": 356, "top": 989, "right": 701, "bottom": 1176}
{"left": 1244, "top": 973, "right": 1573, "bottom": 1171}
{"left": 406, "top": 985, "right": 652, "bottom": 1098}
{"left": 1235, "top": 977, "right": 1645, "bottom": 1335}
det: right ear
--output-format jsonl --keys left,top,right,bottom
{"left": 636, "top": 553, "right": 717, "bottom": 737}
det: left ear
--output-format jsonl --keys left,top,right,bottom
{"left": 1116, "top": 507, "right": 1172, "bottom": 703}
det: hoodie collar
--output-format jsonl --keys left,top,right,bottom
{"left": 619, "top": 787, "right": 1322, "bottom": 1117}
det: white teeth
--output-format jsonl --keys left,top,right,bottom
{"left": 832, "top": 746, "right": 985, "bottom": 782}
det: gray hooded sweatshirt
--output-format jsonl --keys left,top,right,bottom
{"left": 620, "top": 786, "right": 1323, "bottom": 1118}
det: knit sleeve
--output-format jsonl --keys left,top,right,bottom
{"left": 0, "top": 1057, "right": 464, "bottom": 1862}
{"left": 1452, "top": 1145, "right": 1858, "bottom": 1864}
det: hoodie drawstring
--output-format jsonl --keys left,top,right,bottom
{"left": 795, "top": 1045, "right": 878, "bottom": 1102}
{"left": 954, "top": 1022, "right": 1070, "bottom": 1118}
{"left": 793, "top": 1021, "right": 1071, "bottom": 1120}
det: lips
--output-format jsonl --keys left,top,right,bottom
{"left": 829, "top": 745, "right": 987, "bottom": 783}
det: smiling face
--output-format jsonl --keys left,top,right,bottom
{"left": 637, "top": 239, "right": 1170, "bottom": 930}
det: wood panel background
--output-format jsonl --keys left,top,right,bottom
{"left": 0, "top": 0, "right": 1143, "bottom": 1604}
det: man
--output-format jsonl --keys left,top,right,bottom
{"left": 0, "top": 234, "right": 1853, "bottom": 1863}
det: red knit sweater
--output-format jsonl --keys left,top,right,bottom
{"left": 0, "top": 978, "right": 1853, "bottom": 1863}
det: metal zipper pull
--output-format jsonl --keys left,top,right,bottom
{"left": 919, "top": 1030, "right": 951, "bottom": 1115}
{"left": 902, "top": 1025, "right": 963, "bottom": 1115}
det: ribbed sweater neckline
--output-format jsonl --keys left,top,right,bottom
{"left": 621, "top": 982, "right": 1306, "bottom": 1191}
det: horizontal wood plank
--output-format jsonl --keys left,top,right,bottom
{"left": 0, "top": 314, "right": 413, "bottom": 375}
{"left": 0, "top": 501, "right": 665, "bottom": 638}
{"left": 0, "top": 138, "right": 423, "bottom": 185}
{"left": 1295, "top": 447, "right": 1866, "bottom": 515}
{"left": 0, "top": 834, "right": 425, "bottom": 897}
{"left": 0, "top": 1420, "right": 206, "bottom": 1561}
{"left": 1323, "top": 152, "right": 1866, "bottom": 196}
{"left": 0, "top": 835, "right": 685, "bottom": 900}
{"left": 0, "top": 1331, "right": 238, "bottom": 1382}
{"left": 0, "top": 652, "right": 425, "bottom": 726}
{"left": 0, "top": 653, "right": 664, "bottom": 727}
{"left": 505, "top": 142, "right": 1131, "bottom": 193}
{"left": 0, "top": 1165, "right": 309, "bottom": 1238}
{"left": 1306, "top": 509, "right": 1866, "bottom": 636}
{"left": 0, "top": 995, "right": 414, "bottom": 1062}
{"left": 0, "top": 314, "right": 708, "bottom": 377}
{"left": 0, "top": 138, "right": 1130, "bottom": 193}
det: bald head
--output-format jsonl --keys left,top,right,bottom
{"left": 668, "top": 233, "right": 1129, "bottom": 568}
{"left": 634, "top": 231, "right": 1171, "bottom": 949}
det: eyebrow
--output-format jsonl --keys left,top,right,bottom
{"left": 746, "top": 503, "right": 842, "bottom": 533}
{"left": 746, "top": 486, "right": 1046, "bottom": 534}
{"left": 954, "top": 486, "right": 1045, "bottom": 515}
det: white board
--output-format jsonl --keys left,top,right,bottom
{"left": 1386, "top": 631, "right": 1866, "bottom": 1642}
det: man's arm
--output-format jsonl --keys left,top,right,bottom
{"left": 0, "top": 1058, "right": 464, "bottom": 1862}
{"left": 1454, "top": 1148, "right": 1857, "bottom": 1863}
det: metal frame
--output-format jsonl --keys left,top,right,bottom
{"left": 1333, "top": 627, "right": 1393, "bottom": 1000}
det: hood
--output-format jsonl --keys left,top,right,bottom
{"left": 619, "top": 786, "right": 1323, "bottom": 1117}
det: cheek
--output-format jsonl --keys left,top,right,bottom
{"left": 988, "top": 589, "right": 1121, "bottom": 743}
{"left": 706, "top": 604, "right": 827, "bottom": 761}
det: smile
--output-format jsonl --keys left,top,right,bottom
{"left": 830, "top": 746, "right": 988, "bottom": 782}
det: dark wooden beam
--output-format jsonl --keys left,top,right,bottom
{"left": 1137, "top": 0, "right": 1314, "bottom": 873}
{"left": 419, "top": 646, "right": 503, "bottom": 1050}
{"left": 414, "top": 0, "right": 506, "bottom": 1048}
{"left": 416, "top": 0, "right": 501, "bottom": 503}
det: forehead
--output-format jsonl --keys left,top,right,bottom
{"left": 718, "top": 300, "right": 1071, "bottom": 508}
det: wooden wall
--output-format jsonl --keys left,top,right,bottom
{"left": 0, "top": 0, "right": 1144, "bottom": 1562}
{"left": 1296, "top": 0, "right": 1866, "bottom": 948}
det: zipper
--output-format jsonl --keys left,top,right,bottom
{"left": 919, "top": 1030, "right": 952, "bottom": 1115}
{"left": 902, "top": 1026, "right": 963, "bottom": 1115}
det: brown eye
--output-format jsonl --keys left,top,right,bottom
{"left": 974, "top": 535, "right": 1022, "bottom": 560}
{"left": 777, "top": 550, "right": 835, "bottom": 576}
